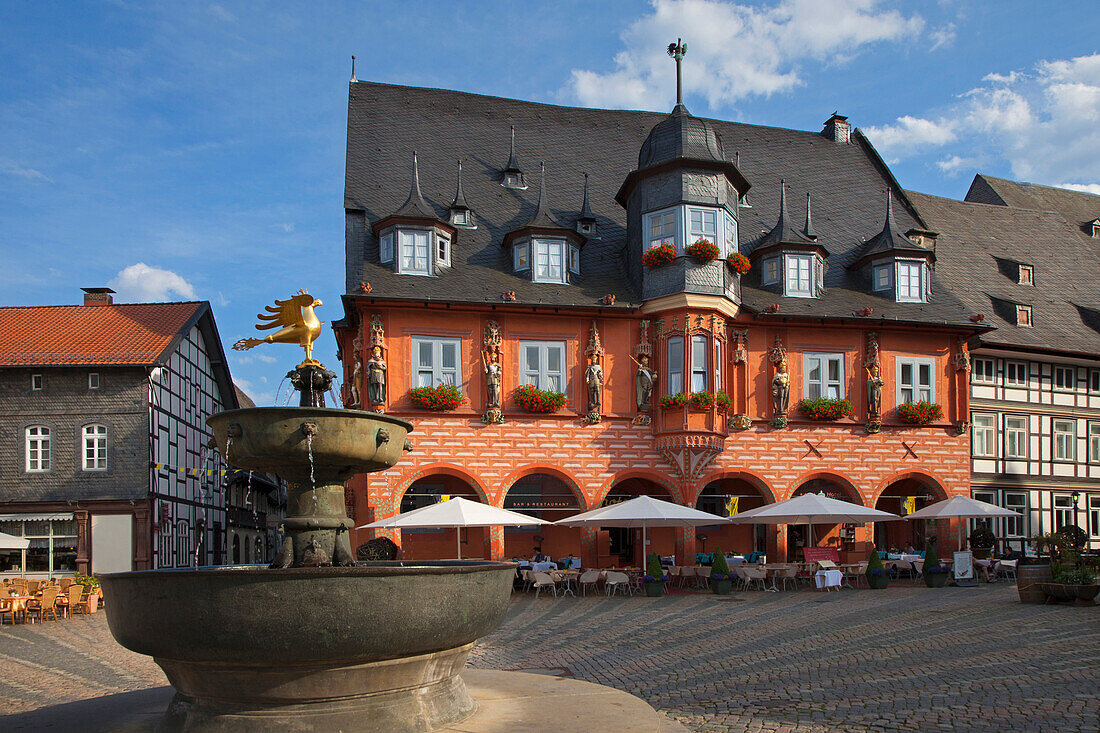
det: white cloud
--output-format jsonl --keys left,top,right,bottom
{"left": 929, "top": 23, "right": 956, "bottom": 51}
{"left": 566, "top": 0, "right": 924, "bottom": 109}
{"left": 109, "top": 262, "right": 197, "bottom": 302}
{"left": 936, "top": 154, "right": 983, "bottom": 176}
{"left": 863, "top": 116, "right": 957, "bottom": 161}
{"left": 1058, "top": 182, "right": 1100, "bottom": 196}
{"left": 3, "top": 165, "right": 51, "bottom": 181}
{"left": 233, "top": 377, "right": 274, "bottom": 406}
{"left": 866, "top": 53, "right": 1100, "bottom": 188}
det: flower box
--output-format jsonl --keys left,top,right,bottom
{"left": 727, "top": 252, "right": 751, "bottom": 274}
{"left": 642, "top": 242, "right": 677, "bottom": 268}
{"left": 689, "top": 391, "right": 715, "bottom": 410}
{"left": 660, "top": 392, "right": 688, "bottom": 410}
{"left": 797, "top": 397, "right": 852, "bottom": 421}
{"left": 685, "top": 238, "right": 720, "bottom": 263}
{"left": 715, "top": 391, "right": 731, "bottom": 413}
{"left": 408, "top": 384, "right": 464, "bottom": 411}
{"left": 896, "top": 401, "right": 943, "bottom": 425}
{"left": 514, "top": 385, "right": 566, "bottom": 413}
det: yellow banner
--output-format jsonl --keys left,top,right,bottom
{"left": 903, "top": 496, "right": 917, "bottom": 515}
{"left": 441, "top": 494, "right": 451, "bottom": 502}
{"left": 725, "top": 496, "right": 739, "bottom": 517}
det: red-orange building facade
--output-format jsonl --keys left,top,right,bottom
{"left": 335, "top": 82, "right": 984, "bottom": 566}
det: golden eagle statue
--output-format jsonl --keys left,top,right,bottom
{"left": 233, "top": 289, "right": 324, "bottom": 366}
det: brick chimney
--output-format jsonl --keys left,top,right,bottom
{"left": 822, "top": 113, "right": 850, "bottom": 144}
{"left": 82, "top": 287, "right": 116, "bottom": 306}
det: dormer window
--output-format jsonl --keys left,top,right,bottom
{"left": 647, "top": 204, "right": 737, "bottom": 257}
{"left": 376, "top": 223, "right": 454, "bottom": 276}
{"left": 1018, "top": 264, "right": 1033, "bottom": 285}
{"left": 437, "top": 234, "right": 451, "bottom": 268}
{"left": 871, "top": 259, "right": 928, "bottom": 303}
{"left": 689, "top": 208, "right": 717, "bottom": 247}
{"left": 568, "top": 245, "right": 580, "bottom": 275}
{"left": 514, "top": 243, "right": 529, "bottom": 271}
{"left": 577, "top": 219, "right": 595, "bottom": 237}
{"left": 1090, "top": 220, "right": 1100, "bottom": 238}
{"left": 502, "top": 171, "right": 526, "bottom": 190}
{"left": 450, "top": 209, "right": 469, "bottom": 227}
{"left": 762, "top": 257, "right": 779, "bottom": 285}
{"left": 380, "top": 232, "right": 393, "bottom": 264}
{"left": 648, "top": 208, "right": 678, "bottom": 251}
{"left": 399, "top": 230, "right": 430, "bottom": 274}
{"left": 533, "top": 238, "right": 566, "bottom": 283}
{"left": 1016, "top": 304, "right": 1032, "bottom": 327}
{"left": 783, "top": 253, "right": 823, "bottom": 298}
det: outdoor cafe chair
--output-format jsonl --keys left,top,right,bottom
{"left": 777, "top": 564, "right": 800, "bottom": 591}
{"left": 741, "top": 566, "right": 770, "bottom": 592}
{"left": 28, "top": 587, "right": 60, "bottom": 622}
{"left": 693, "top": 565, "right": 711, "bottom": 589}
{"left": 676, "top": 566, "right": 695, "bottom": 588}
{"left": 0, "top": 596, "right": 18, "bottom": 625}
{"left": 847, "top": 561, "right": 869, "bottom": 588}
{"left": 996, "top": 559, "right": 1018, "bottom": 583}
{"left": 912, "top": 559, "right": 925, "bottom": 584}
{"left": 61, "top": 584, "right": 83, "bottom": 618}
{"left": 531, "top": 572, "right": 558, "bottom": 599}
{"left": 730, "top": 565, "right": 749, "bottom": 591}
{"left": 604, "top": 571, "right": 631, "bottom": 597}
{"left": 578, "top": 570, "right": 601, "bottom": 596}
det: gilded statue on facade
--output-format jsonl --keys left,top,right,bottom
{"left": 366, "top": 345, "right": 387, "bottom": 407}
{"left": 586, "top": 353, "right": 604, "bottom": 415}
{"left": 634, "top": 354, "right": 656, "bottom": 412}
{"left": 233, "top": 289, "right": 324, "bottom": 366}
{"left": 772, "top": 360, "right": 790, "bottom": 417}
{"left": 866, "top": 364, "right": 884, "bottom": 418}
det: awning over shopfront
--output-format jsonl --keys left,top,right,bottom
{"left": 0, "top": 513, "right": 76, "bottom": 522}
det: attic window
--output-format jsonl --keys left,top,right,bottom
{"left": 502, "top": 171, "right": 527, "bottom": 190}
{"left": 451, "top": 209, "right": 469, "bottom": 226}
{"left": 1016, "top": 304, "right": 1032, "bottom": 327}
{"left": 1092, "top": 221, "right": 1100, "bottom": 238}
{"left": 1018, "top": 264, "right": 1033, "bottom": 285}
{"left": 437, "top": 234, "right": 451, "bottom": 268}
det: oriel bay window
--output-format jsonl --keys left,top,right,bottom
{"left": 412, "top": 336, "right": 461, "bottom": 387}
{"left": 804, "top": 353, "right": 844, "bottom": 399}
{"left": 648, "top": 208, "right": 677, "bottom": 251}
{"left": 666, "top": 336, "right": 683, "bottom": 395}
{"left": 691, "top": 336, "right": 708, "bottom": 392}
{"left": 646, "top": 204, "right": 737, "bottom": 256}
{"left": 521, "top": 341, "right": 566, "bottom": 392}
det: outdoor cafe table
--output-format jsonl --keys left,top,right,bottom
{"left": 3, "top": 595, "right": 33, "bottom": 624}
{"left": 815, "top": 569, "right": 844, "bottom": 590}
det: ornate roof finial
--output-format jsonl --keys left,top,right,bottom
{"left": 451, "top": 160, "right": 468, "bottom": 209}
{"left": 667, "top": 38, "right": 688, "bottom": 108}
{"left": 393, "top": 151, "right": 433, "bottom": 219}
{"left": 523, "top": 162, "right": 562, "bottom": 228}
{"left": 736, "top": 152, "right": 750, "bottom": 207}
{"left": 350, "top": 55, "right": 357, "bottom": 83}
{"left": 883, "top": 189, "right": 896, "bottom": 233}
{"left": 577, "top": 172, "right": 597, "bottom": 237}
{"left": 502, "top": 125, "right": 526, "bottom": 189}
{"left": 804, "top": 192, "right": 818, "bottom": 241}
{"left": 580, "top": 173, "right": 593, "bottom": 217}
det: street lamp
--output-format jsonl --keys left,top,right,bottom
{"left": 1071, "top": 490, "right": 1080, "bottom": 531}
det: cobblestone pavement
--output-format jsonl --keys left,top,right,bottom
{"left": 468, "top": 584, "right": 1100, "bottom": 732}
{"left": 0, "top": 584, "right": 1097, "bottom": 732}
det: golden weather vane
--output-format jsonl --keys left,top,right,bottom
{"left": 233, "top": 289, "right": 325, "bottom": 367}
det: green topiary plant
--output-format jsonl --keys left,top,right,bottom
{"left": 711, "top": 546, "right": 730, "bottom": 578}
{"left": 644, "top": 552, "right": 664, "bottom": 580}
{"left": 923, "top": 536, "right": 949, "bottom": 587}
{"left": 866, "top": 547, "right": 889, "bottom": 589}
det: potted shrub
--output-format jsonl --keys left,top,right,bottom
{"left": 660, "top": 392, "right": 688, "bottom": 410}
{"left": 896, "top": 401, "right": 943, "bottom": 425}
{"left": 709, "top": 547, "right": 733, "bottom": 595}
{"left": 969, "top": 523, "right": 996, "bottom": 560}
{"left": 641, "top": 552, "right": 667, "bottom": 597}
{"left": 513, "top": 384, "right": 566, "bottom": 413}
{"left": 685, "top": 238, "right": 720, "bottom": 263}
{"left": 797, "top": 397, "right": 852, "bottom": 421}
{"left": 727, "top": 252, "right": 751, "bottom": 274}
{"left": 689, "top": 391, "right": 716, "bottom": 410}
{"left": 923, "top": 537, "right": 949, "bottom": 587}
{"left": 1049, "top": 566, "right": 1099, "bottom": 605}
{"left": 408, "top": 384, "right": 464, "bottom": 411}
{"left": 866, "top": 549, "right": 889, "bottom": 590}
{"left": 1019, "top": 533, "right": 1056, "bottom": 604}
{"left": 641, "top": 242, "right": 676, "bottom": 268}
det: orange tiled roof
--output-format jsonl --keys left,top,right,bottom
{"left": 0, "top": 302, "right": 204, "bottom": 366}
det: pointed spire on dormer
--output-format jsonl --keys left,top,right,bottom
{"left": 803, "top": 192, "right": 818, "bottom": 241}
{"left": 749, "top": 179, "right": 824, "bottom": 256}
{"left": 448, "top": 160, "right": 476, "bottom": 228}
{"left": 502, "top": 126, "right": 527, "bottom": 189}
{"left": 394, "top": 151, "right": 434, "bottom": 219}
{"left": 736, "top": 153, "right": 751, "bottom": 208}
{"left": 576, "top": 172, "right": 597, "bottom": 238}
{"left": 524, "top": 162, "right": 562, "bottom": 229}
{"left": 848, "top": 188, "right": 930, "bottom": 268}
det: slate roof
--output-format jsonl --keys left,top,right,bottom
{"left": 907, "top": 190, "right": 1100, "bottom": 356}
{"left": 747, "top": 182, "right": 821, "bottom": 255}
{"left": 849, "top": 193, "right": 931, "bottom": 267}
{"left": 344, "top": 81, "right": 976, "bottom": 328}
{"left": 966, "top": 175, "right": 1100, "bottom": 238}
{"left": 0, "top": 302, "right": 205, "bottom": 366}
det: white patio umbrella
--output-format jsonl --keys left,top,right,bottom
{"left": 729, "top": 492, "right": 899, "bottom": 550}
{"left": 903, "top": 495, "right": 1020, "bottom": 550}
{"left": 554, "top": 495, "right": 730, "bottom": 562}
{"left": 358, "top": 496, "right": 551, "bottom": 559}
{"left": 0, "top": 531, "right": 29, "bottom": 550}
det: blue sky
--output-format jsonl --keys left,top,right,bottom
{"left": 2, "top": 1, "right": 1097, "bottom": 402}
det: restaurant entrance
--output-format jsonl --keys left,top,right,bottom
{"left": 602, "top": 478, "right": 674, "bottom": 566}
{"left": 874, "top": 477, "right": 947, "bottom": 551}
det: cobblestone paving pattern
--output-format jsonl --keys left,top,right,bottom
{"left": 0, "top": 585, "right": 1096, "bottom": 732}
{"left": 468, "top": 584, "right": 1099, "bottom": 732}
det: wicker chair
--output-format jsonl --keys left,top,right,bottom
{"left": 61, "top": 584, "right": 83, "bottom": 618}
{"left": 578, "top": 570, "right": 601, "bottom": 596}
{"left": 28, "top": 587, "right": 60, "bottom": 622}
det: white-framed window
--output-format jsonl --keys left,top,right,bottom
{"left": 31, "top": 374, "right": 42, "bottom": 391}
{"left": 896, "top": 260, "right": 925, "bottom": 302}
{"left": 723, "top": 212, "right": 737, "bottom": 257}
{"left": 1006, "top": 361, "right": 1028, "bottom": 387}
{"left": 714, "top": 340, "right": 722, "bottom": 393}
{"left": 873, "top": 264, "right": 892, "bottom": 291}
{"left": 380, "top": 232, "right": 394, "bottom": 264}
{"left": 1089, "top": 422, "right": 1100, "bottom": 464}
{"left": 1004, "top": 492, "right": 1027, "bottom": 537}
{"left": 1054, "top": 365, "right": 1075, "bottom": 391}
{"left": 412, "top": 336, "right": 461, "bottom": 388}
{"left": 1091, "top": 370, "right": 1100, "bottom": 393}
{"left": 82, "top": 424, "right": 107, "bottom": 471}
{"left": 762, "top": 257, "right": 779, "bottom": 285}
{"left": 533, "top": 239, "right": 565, "bottom": 284}
{"left": 785, "top": 253, "right": 813, "bottom": 297}
{"left": 804, "top": 353, "right": 844, "bottom": 399}
{"left": 1053, "top": 419, "right": 1076, "bottom": 461}
{"left": 815, "top": 257, "right": 825, "bottom": 291}
{"left": 513, "top": 242, "right": 529, "bottom": 271}
{"left": 451, "top": 209, "right": 468, "bottom": 226}
{"left": 896, "top": 358, "right": 934, "bottom": 404}
{"left": 568, "top": 245, "right": 580, "bottom": 274}
{"left": 667, "top": 336, "right": 683, "bottom": 395}
{"left": 1089, "top": 495, "right": 1100, "bottom": 538}
{"left": 688, "top": 207, "right": 717, "bottom": 248}
{"left": 398, "top": 230, "right": 430, "bottom": 275}
{"left": 25, "top": 426, "right": 50, "bottom": 472}
{"left": 972, "top": 358, "right": 994, "bottom": 385}
{"left": 1018, "top": 264, "right": 1033, "bottom": 285}
{"left": 1016, "top": 304, "right": 1032, "bottom": 327}
{"left": 437, "top": 234, "right": 451, "bottom": 268}
{"left": 691, "top": 335, "right": 708, "bottom": 392}
{"left": 520, "top": 341, "right": 566, "bottom": 393}
{"left": 971, "top": 413, "right": 996, "bottom": 457}
{"left": 647, "top": 208, "right": 678, "bottom": 251}
{"left": 1004, "top": 415, "right": 1028, "bottom": 459}
{"left": 1053, "top": 495, "right": 1074, "bottom": 530}
{"left": 88, "top": 372, "right": 100, "bottom": 389}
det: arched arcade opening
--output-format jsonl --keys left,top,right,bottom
{"left": 787, "top": 477, "right": 863, "bottom": 562}
{"left": 502, "top": 473, "right": 583, "bottom": 561}
{"left": 397, "top": 473, "right": 484, "bottom": 560}
{"left": 874, "top": 475, "right": 949, "bottom": 552}
{"left": 695, "top": 475, "right": 773, "bottom": 557}
{"left": 600, "top": 477, "right": 676, "bottom": 567}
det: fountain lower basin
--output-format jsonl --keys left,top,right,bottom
{"left": 101, "top": 561, "right": 516, "bottom": 731}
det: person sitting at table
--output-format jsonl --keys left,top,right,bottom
{"left": 561, "top": 553, "right": 579, "bottom": 569}
{"left": 903, "top": 542, "right": 917, "bottom": 555}
{"left": 532, "top": 548, "right": 549, "bottom": 563}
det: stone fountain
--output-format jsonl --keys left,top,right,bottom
{"left": 98, "top": 291, "right": 515, "bottom": 732}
